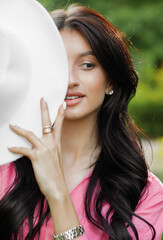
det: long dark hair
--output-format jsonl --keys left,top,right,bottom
{"left": 0, "top": 5, "right": 155, "bottom": 240}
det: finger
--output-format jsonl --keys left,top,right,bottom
{"left": 8, "top": 146, "right": 32, "bottom": 158}
{"left": 9, "top": 125, "right": 42, "bottom": 148}
{"left": 40, "top": 97, "right": 52, "bottom": 129}
{"left": 54, "top": 102, "right": 66, "bottom": 141}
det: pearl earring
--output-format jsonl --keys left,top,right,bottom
{"left": 108, "top": 89, "right": 114, "bottom": 95}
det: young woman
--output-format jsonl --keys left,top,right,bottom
{"left": 0, "top": 4, "right": 163, "bottom": 240}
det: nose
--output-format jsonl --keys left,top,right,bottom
{"left": 68, "top": 67, "right": 79, "bottom": 89}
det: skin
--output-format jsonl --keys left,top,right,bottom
{"left": 8, "top": 29, "right": 112, "bottom": 236}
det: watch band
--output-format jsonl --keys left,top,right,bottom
{"left": 53, "top": 225, "right": 84, "bottom": 240}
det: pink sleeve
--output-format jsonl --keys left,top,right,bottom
{"left": 0, "top": 162, "right": 16, "bottom": 200}
{"left": 128, "top": 172, "right": 163, "bottom": 240}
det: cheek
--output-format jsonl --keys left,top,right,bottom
{"left": 64, "top": 71, "right": 107, "bottom": 120}
{"left": 87, "top": 72, "right": 107, "bottom": 104}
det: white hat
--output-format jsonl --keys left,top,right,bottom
{"left": 0, "top": 0, "right": 68, "bottom": 166}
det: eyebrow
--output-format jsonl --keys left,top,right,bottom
{"left": 79, "top": 51, "right": 95, "bottom": 57}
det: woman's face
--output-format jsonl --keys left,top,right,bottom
{"left": 60, "top": 29, "right": 109, "bottom": 120}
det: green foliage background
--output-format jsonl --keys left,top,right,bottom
{"left": 38, "top": 0, "right": 163, "bottom": 137}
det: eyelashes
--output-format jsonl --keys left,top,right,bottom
{"left": 80, "top": 62, "right": 95, "bottom": 70}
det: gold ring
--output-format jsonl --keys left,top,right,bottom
{"left": 42, "top": 126, "right": 54, "bottom": 134}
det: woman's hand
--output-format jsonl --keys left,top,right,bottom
{"left": 8, "top": 97, "right": 67, "bottom": 200}
{"left": 8, "top": 98, "right": 81, "bottom": 235}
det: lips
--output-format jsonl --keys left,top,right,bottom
{"left": 64, "top": 92, "right": 85, "bottom": 106}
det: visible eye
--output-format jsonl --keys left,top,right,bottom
{"left": 80, "top": 62, "right": 95, "bottom": 70}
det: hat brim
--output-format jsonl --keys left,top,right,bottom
{"left": 0, "top": 0, "right": 68, "bottom": 165}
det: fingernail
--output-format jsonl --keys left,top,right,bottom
{"left": 42, "top": 97, "right": 47, "bottom": 104}
{"left": 9, "top": 124, "right": 16, "bottom": 128}
{"left": 63, "top": 101, "right": 67, "bottom": 110}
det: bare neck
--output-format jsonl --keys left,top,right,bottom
{"left": 61, "top": 114, "right": 100, "bottom": 169}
